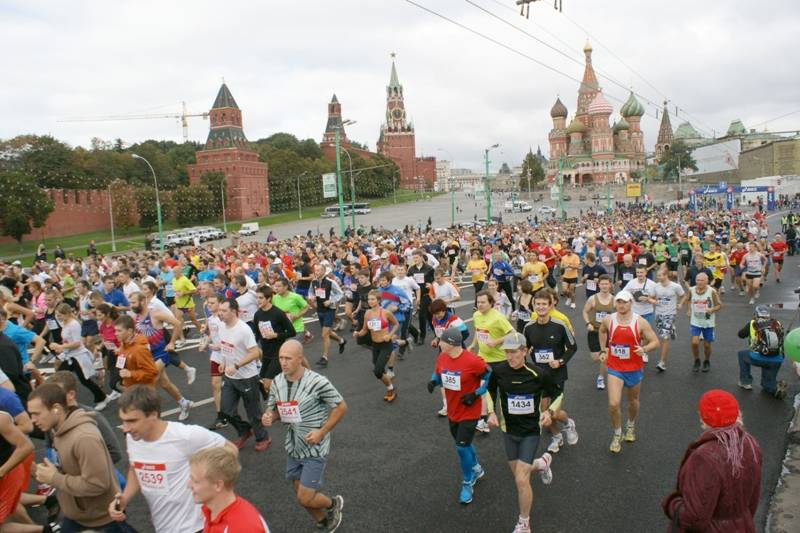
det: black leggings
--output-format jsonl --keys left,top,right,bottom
{"left": 61, "top": 358, "right": 107, "bottom": 403}
{"left": 473, "top": 281, "right": 484, "bottom": 307}
{"left": 497, "top": 281, "right": 515, "bottom": 311}
{"left": 372, "top": 341, "right": 393, "bottom": 379}
{"left": 449, "top": 419, "right": 478, "bottom": 446}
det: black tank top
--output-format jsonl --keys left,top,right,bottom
{"left": 44, "top": 309, "right": 62, "bottom": 343}
{"left": 0, "top": 411, "right": 14, "bottom": 466}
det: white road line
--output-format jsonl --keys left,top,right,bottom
{"left": 161, "top": 396, "right": 216, "bottom": 418}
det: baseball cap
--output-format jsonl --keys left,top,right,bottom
{"left": 754, "top": 305, "right": 770, "bottom": 318}
{"left": 380, "top": 252, "right": 389, "bottom": 259}
{"left": 502, "top": 331, "right": 527, "bottom": 350}
{"left": 439, "top": 327, "right": 463, "bottom": 346}
{"left": 614, "top": 291, "right": 633, "bottom": 302}
{"left": 12, "top": 260, "right": 21, "bottom": 266}
{"left": 698, "top": 389, "right": 739, "bottom": 428}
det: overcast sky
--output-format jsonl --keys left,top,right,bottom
{"left": 1, "top": 0, "right": 798, "bottom": 171}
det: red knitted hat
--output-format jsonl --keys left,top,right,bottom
{"left": 698, "top": 389, "right": 739, "bottom": 428}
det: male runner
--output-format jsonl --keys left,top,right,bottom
{"left": 272, "top": 278, "right": 310, "bottom": 343}
{"left": 309, "top": 265, "right": 346, "bottom": 366}
{"left": 253, "top": 285, "right": 296, "bottom": 396}
{"left": 679, "top": 272, "right": 721, "bottom": 373}
{"left": 582, "top": 274, "right": 614, "bottom": 389}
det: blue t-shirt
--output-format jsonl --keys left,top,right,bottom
{"left": 102, "top": 288, "right": 129, "bottom": 308}
{"left": 159, "top": 271, "right": 175, "bottom": 297}
{"left": 197, "top": 269, "right": 217, "bottom": 283}
{"left": 3, "top": 321, "right": 35, "bottom": 365}
{"left": 0, "top": 387, "right": 24, "bottom": 417}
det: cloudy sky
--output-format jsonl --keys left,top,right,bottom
{"left": 1, "top": 0, "right": 798, "bottom": 170}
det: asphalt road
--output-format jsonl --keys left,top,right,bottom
{"left": 50, "top": 256, "right": 798, "bottom": 533}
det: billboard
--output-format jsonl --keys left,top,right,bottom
{"left": 322, "top": 173, "right": 337, "bottom": 198}
{"left": 682, "top": 139, "right": 741, "bottom": 176}
{"left": 626, "top": 183, "right": 641, "bottom": 197}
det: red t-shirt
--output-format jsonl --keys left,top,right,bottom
{"left": 771, "top": 241, "right": 788, "bottom": 260}
{"left": 435, "top": 349, "right": 489, "bottom": 422}
{"left": 539, "top": 246, "right": 556, "bottom": 269}
{"left": 202, "top": 496, "right": 269, "bottom": 533}
{"left": 729, "top": 249, "right": 746, "bottom": 268}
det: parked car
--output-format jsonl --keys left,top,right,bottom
{"left": 579, "top": 195, "right": 587, "bottom": 201}
{"left": 562, "top": 194, "right": 572, "bottom": 201}
{"left": 591, "top": 193, "right": 601, "bottom": 200}
{"left": 238, "top": 222, "right": 259, "bottom": 236}
{"left": 537, "top": 205, "right": 557, "bottom": 216}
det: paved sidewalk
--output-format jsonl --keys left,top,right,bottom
{"left": 768, "top": 387, "right": 800, "bottom": 532}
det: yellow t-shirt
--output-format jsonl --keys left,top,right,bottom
{"left": 549, "top": 309, "right": 575, "bottom": 334}
{"left": 472, "top": 308, "right": 513, "bottom": 363}
{"left": 467, "top": 259, "right": 487, "bottom": 283}
{"left": 173, "top": 276, "right": 196, "bottom": 309}
{"left": 520, "top": 262, "right": 549, "bottom": 291}
{"left": 560, "top": 254, "right": 580, "bottom": 280}
{"left": 703, "top": 251, "right": 725, "bottom": 279}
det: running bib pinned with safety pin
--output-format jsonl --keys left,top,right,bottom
{"left": 277, "top": 401, "right": 302, "bottom": 424}
{"left": 441, "top": 371, "right": 461, "bottom": 391}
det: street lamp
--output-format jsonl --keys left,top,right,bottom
{"left": 295, "top": 171, "right": 309, "bottom": 219}
{"left": 484, "top": 143, "right": 500, "bottom": 222}
{"left": 334, "top": 119, "right": 356, "bottom": 237}
{"left": 132, "top": 153, "right": 163, "bottom": 252}
{"left": 340, "top": 148, "right": 356, "bottom": 231}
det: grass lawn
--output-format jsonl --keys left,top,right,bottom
{"left": 0, "top": 190, "right": 441, "bottom": 263}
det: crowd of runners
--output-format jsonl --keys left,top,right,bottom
{"left": 0, "top": 201, "right": 798, "bottom": 532}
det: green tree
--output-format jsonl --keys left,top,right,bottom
{"left": 660, "top": 140, "right": 698, "bottom": 180}
{"left": 0, "top": 171, "right": 55, "bottom": 244}
{"left": 134, "top": 186, "right": 160, "bottom": 230}
{"left": 174, "top": 184, "right": 214, "bottom": 225}
{"left": 519, "top": 149, "right": 544, "bottom": 191}
{"left": 109, "top": 179, "right": 137, "bottom": 231}
{"left": 18, "top": 135, "right": 86, "bottom": 189}
{"left": 199, "top": 171, "right": 226, "bottom": 219}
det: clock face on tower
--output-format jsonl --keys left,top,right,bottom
{"left": 392, "top": 108, "right": 404, "bottom": 120}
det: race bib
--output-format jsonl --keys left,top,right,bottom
{"left": 507, "top": 394, "right": 534, "bottom": 415}
{"left": 596, "top": 311, "right": 608, "bottom": 321}
{"left": 681, "top": 249, "right": 689, "bottom": 256}
{"left": 314, "top": 288, "right": 326, "bottom": 299}
{"left": 441, "top": 371, "right": 461, "bottom": 391}
{"left": 538, "top": 254, "right": 546, "bottom": 262}
{"left": 103, "top": 341, "right": 117, "bottom": 351}
{"left": 617, "top": 248, "right": 625, "bottom": 254}
{"left": 622, "top": 273, "right": 633, "bottom": 281}
{"left": 534, "top": 349, "right": 554, "bottom": 364}
{"left": 638, "top": 258, "right": 647, "bottom": 265}
{"left": 527, "top": 275, "right": 540, "bottom": 284}
{"left": 46, "top": 318, "right": 59, "bottom": 330}
{"left": 434, "top": 326, "right": 444, "bottom": 338}
{"left": 258, "top": 321, "right": 274, "bottom": 337}
{"left": 610, "top": 344, "right": 630, "bottom": 359}
{"left": 493, "top": 268, "right": 503, "bottom": 276}
{"left": 277, "top": 401, "right": 302, "bottom": 424}
{"left": 115, "top": 355, "right": 126, "bottom": 369}
{"left": 602, "top": 256, "right": 611, "bottom": 263}
{"left": 367, "top": 318, "right": 382, "bottom": 331}
{"left": 476, "top": 329, "right": 490, "bottom": 345}
{"left": 586, "top": 279, "right": 597, "bottom": 291}
{"left": 414, "top": 273, "right": 425, "bottom": 284}
{"left": 221, "top": 341, "right": 235, "bottom": 358}
{"left": 657, "top": 297, "right": 671, "bottom": 307}
{"left": 517, "top": 310, "right": 531, "bottom": 321}
{"left": 133, "top": 462, "right": 168, "bottom": 494}
{"left": 692, "top": 300, "right": 708, "bottom": 318}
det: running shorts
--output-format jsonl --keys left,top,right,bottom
{"left": 655, "top": 314, "right": 676, "bottom": 340}
{"left": 286, "top": 456, "right": 327, "bottom": 491}
{"left": 502, "top": 433, "right": 540, "bottom": 464}
{"left": 690, "top": 325, "right": 715, "bottom": 342}
{"left": 607, "top": 368, "right": 644, "bottom": 388}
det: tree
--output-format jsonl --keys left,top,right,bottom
{"left": 174, "top": 184, "right": 215, "bottom": 225}
{"left": 199, "top": 171, "right": 225, "bottom": 218}
{"left": 134, "top": 186, "right": 160, "bottom": 230}
{"left": 0, "top": 171, "right": 54, "bottom": 244}
{"left": 519, "top": 149, "right": 545, "bottom": 191}
{"left": 660, "top": 140, "right": 698, "bottom": 181}
{"left": 109, "top": 179, "right": 137, "bottom": 231}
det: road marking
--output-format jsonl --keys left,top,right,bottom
{"left": 161, "top": 396, "right": 216, "bottom": 418}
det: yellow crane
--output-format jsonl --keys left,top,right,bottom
{"left": 57, "top": 101, "right": 208, "bottom": 143}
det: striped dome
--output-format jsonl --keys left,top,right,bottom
{"left": 620, "top": 92, "right": 645, "bottom": 117}
{"left": 588, "top": 91, "right": 613, "bottom": 115}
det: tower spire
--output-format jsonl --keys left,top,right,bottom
{"left": 388, "top": 52, "right": 401, "bottom": 90}
{"left": 655, "top": 100, "right": 674, "bottom": 162}
{"left": 576, "top": 41, "right": 600, "bottom": 117}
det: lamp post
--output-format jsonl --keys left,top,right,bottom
{"left": 557, "top": 156, "right": 566, "bottom": 221}
{"left": 340, "top": 148, "right": 356, "bottom": 231}
{"left": 132, "top": 153, "right": 163, "bottom": 252}
{"left": 334, "top": 119, "right": 356, "bottom": 237}
{"left": 484, "top": 143, "right": 499, "bottom": 222}
{"left": 296, "top": 171, "right": 309, "bottom": 219}
{"left": 107, "top": 184, "right": 116, "bottom": 252}
{"left": 392, "top": 170, "right": 398, "bottom": 204}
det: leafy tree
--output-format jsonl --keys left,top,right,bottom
{"left": 199, "top": 171, "right": 226, "bottom": 218}
{"left": 134, "top": 186, "right": 161, "bottom": 230}
{"left": 174, "top": 184, "right": 214, "bottom": 225}
{"left": 0, "top": 171, "right": 55, "bottom": 244}
{"left": 519, "top": 149, "right": 545, "bottom": 191}
{"left": 660, "top": 139, "right": 698, "bottom": 180}
{"left": 18, "top": 135, "right": 86, "bottom": 189}
{"left": 109, "top": 179, "right": 137, "bottom": 231}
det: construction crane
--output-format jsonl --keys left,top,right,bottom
{"left": 57, "top": 101, "right": 208, "bottom": 143}
{"left": 516, "top": 0, "right": 563, "bottom": 19}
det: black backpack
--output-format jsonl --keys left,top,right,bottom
{"left": 752, "top": 318, "right": 783, "bottom": 356}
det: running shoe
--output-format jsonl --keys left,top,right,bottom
{"left": 303, "top": 332, "right": 314, "bottom": 345}
{"left": 748, "top": 298, "right": 755, "bottom": 305}
{"left": 234, "top": 429, "right": 253, "bottom": 449}
{"left": 656, "top": 361, "right": 667, "bottom": 372}
{"left": 692, "top": 359, "right": 701, "bottom": 373}
{"left": 94, "top": 398, "right": 109, "bottom": 412}
{"left": 738, "top": 381, "right": 753, "bottom": 391}
{"left": 406, "top": 337, "right": 415, "bottom": 352}
{"left": 178, "top": 399, "right": 193, "bottom": 421}
{"left": 642, "top": 352, "right": 649, "bottom": 363}
{"left": 254, "top": 437, "right": 272, "bottom": 453}
{"left": 459, "top": 481, "right": 474, "bottom": 505}
{"left": 609, "top": 434, "right": 622, "bottom": 454}
{"left": 106, "top": 390, "right": 121, "bottom": 401}
{"left": 185, "top": 365, "right": 197, "bottom": 385}
{"left": 564, "top": 419, "right": 579, "bottom": 445}
{"left": 547, "top": 432, "right": 564, "bottom": 453}
{"left": 596, "top": 375, "right": 605, "bottom": 390}
{"left": 775, "top": 380, "right": 787, "bottom": 400}
{"left": 624, "top": 423, "right": 636, "bottom": 443}
{"left": 755, "top": 290, "right": 761, "bottom": 299}
{"left": 338, "top": 339, "right": 347, "bottom": 354}
{"left": 324, "top": 495, "right": 344, "bottom": 532}
{"left": 316, "top": 357, "right": 329, "bottom": 367}
{"left": 739, "top": 290, "right": 745, "bottom": 296}
{"left": 471, "top": 464, "right": 485, "bottom": 485}
{"left": 437, "top": 406, "right": 448, "bottom": 417}
{"left": 570, "top": 302, "right": 576, "bottom": 309}
{"left": 512, "top": 519, "right": 532, "bottom": 533}
{"left": 386, "top": 368, "right": 395, "bottom": 379}
{"left": 702, "top": 360, "right": 710, "bottom": 373}
{"left": 538, "top": 452, "right": 553, "bottom": 485}
{"left": 384, "top": 388, "right": 397, "bottom": 402}
{"left": 720, "top": 286, "right": 726, "bottom": 294}
{"left": 476, "top": 419, "right": 491, "bottom": 434}
{"left": 209, "top": 416, "right": 229, "bottom": 430}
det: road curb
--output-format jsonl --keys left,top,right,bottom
{"left": 767, "top": 392, "right": 800, "bottom": 532}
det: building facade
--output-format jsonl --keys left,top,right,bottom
{"left": 187, "top": 83, "right": 270, "bottom": 220}
{"left": 546, "top": 43, "right": 646, "bottom": 185}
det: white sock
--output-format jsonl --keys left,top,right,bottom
{"left": 614, "top": 427, "right": 622, "bottom": 436}
{"left": 626, "top": 420, "right": 635, "bottom": 427}
{"left": 518, "top": 515, "right": 530, "bottom": 524}
{"left": 387, "top": 384, "right": 394, "bottom": 390}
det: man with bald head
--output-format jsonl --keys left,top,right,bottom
{"left": 262, "top": 340, "right": 347, "bottom": 532}
{"left": 680, "top": 272, "right": 722, "bottom": 373}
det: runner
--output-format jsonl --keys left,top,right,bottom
{"left": 272, "top": 278, "right": 310, "bottom": 344}
{"left": 109, "top": 385, "right": 235, "bottom": 533}
{"left": 488, "top": 331, "right": 558, "bottom": 533}
{"left": 429, "top": 298, "right": 469, "bottom": 416}
{"left": 114, "top": 315, "right": 159, "bottom": 388}
{"left": 559, "top": 246, "right": 580, "bottom": 309}
{"left": 652, "top": 267, "right": 685, "bottom": 372}
{"left": 680, "top": 272, "right": 722, "bottom": 373}
{"left": 514, "top": 280, "right": 535, "bottom": 334}
{"left": 254, "top": 285, "right": 296, "bottom": 398}
{"left": 172, "top": 265, "right": 203, "bottom": 340}
{"left": 622, "top": 265, "right": 656, "bottom": 363}
{"left": 0, "top": 403, "right": 37, "bottom": 533}
{"left": 353, "top": 290, "right": 399, "bottom": 402}
{"left": 262, "top": 340, "right": 346, "bottom": 532}
{"left": 739, "top": 241, "right": 766, "bottom": 305}
{"left": 199, "top": 293, "right": 228, "bottom": 430}
{"left": 523, "top": 290, "right": 578, "bottom": 454}
{"left": 428, "top": 327, "right": 491, "bottom": 504}
{"left": 470, "top": 290, "right": 514, "bottom": 434}
{"left": 407, "top": 249, "right": 435, "bottom": 346}
{"left": 768, "top": 233, "right": 788, "bottom": 283}
{"left": 467, "top": 250, "right": 488, "bottom": 308}
{"left": 728, "top": 241, "right": 747, "bottom": 296}
{"left": 309, "top": 264, "right": 346, "bottom": 367}
{"left": 598, "top": 291, "right": 660, "bottom": 453}
{"left": 139, "top": 283, "right": 197, "bottom": 383}
{"left": 582, "top": 274, "right": 614, "bottom": 389}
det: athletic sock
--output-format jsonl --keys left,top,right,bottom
{"left": 387, "top": 384, "right": 394, "bottom": 390}
{"left": 614, "top": 427, "right": 622, "bottom": 436}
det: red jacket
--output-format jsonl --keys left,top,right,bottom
{"left": 662, "top": 427, "right": 762, "bottom": 533}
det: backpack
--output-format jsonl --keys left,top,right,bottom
{"left": 752, "top": 319, "right": 783, "bottom": 356}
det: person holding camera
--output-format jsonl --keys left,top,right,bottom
{"left": 736, "top": 305, "right": 786, "bottom": 399}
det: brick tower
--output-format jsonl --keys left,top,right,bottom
{"left": 655, "top": 101, "right": 674, "bottom": 163}
{"left": 377, "top": 55, "right": 418, "bottom": 188}
{"left": 188, "top": 83, "right": 269, "bottom": 219}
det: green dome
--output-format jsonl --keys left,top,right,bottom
{"left": 566, "top": 117, "right": 587, "bottom": 134}
{"left": 726, "top": 119, "right": 746, "bottom": 136}
{"left": 620, "top": 91, "right": 645, "bottom": 117}
{"left": 613, "top": 117, "right": 630, "bottom": 133}
{"left": 675, "top": 121, "right": 701, "bottom": 139}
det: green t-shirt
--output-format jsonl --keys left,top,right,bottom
{"left": 172, "top": 276, "right": 196, "bottom": 309}
{"left": 653, "top": 243, "right": 667, "bottom": 263}
{"left": 472, "top": 309, "right": 514, "bottom": 363}
{"left": 273, "top": 292, "right": 309, "bottom": 333}
{"left": 666, "top": 243, "right": 679, "bottom": 259}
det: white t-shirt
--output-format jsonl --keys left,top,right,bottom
{"left": 392, "top": 276, "right": 420, "bottom": 304}
{"left": 433, "top": 281, "right": 459, "bottom": 304}
{"left": 623, "top": 278, "right": 656, "bottom": 316}
{"left": 219, "top": 319, "right": 260, "bottom": 379}
{"left": 126, "top": 422, "right": 226, "bottom": 533}
{"left": 122, "top": 280, "right": 140, "bottom": 299}
{"left": 236, "top": 290, "right": 259, "bottom": 324}
{"left": 206, "top": 314, "right": 223, "bottom": 365}
{"left": 653, "top": 281, "right": 685, "bottom": 316}
{"left": 147, "top": 297, "right": 174, "bottom": 318}
{"left": 60, "top": 320, "right": 96, "bottom": 379}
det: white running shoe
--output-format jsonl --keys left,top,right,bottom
{"left": 178, "top": 400, "right": 193, "bottom": 421}
{"left": 185, "top": 366, "right": 197, "bottom": 385}
{"left": 106, "top": 390, "right": 121, "bottom": 401}
{"left": 512, "top": 518, "right": 532, "bottom": 533}
{"left": 642, "top": 353, "right": 649, "bottom": 363}
{"left": 564, "top": 418, "right": 579, "bottom": 445}
{"left": 437, "top": 406, "right": 448, "bottom": 417}
{"left": 538, "top": 452, "right": 553, "bottom": 485}
{"left": 547, "top": 432, "right": 564, "bottom": 453}
{"left": 570, "top": 302, "right": 576, "bottom": 309}
{"left": 175, "top": 339, "right": 187, "bottom": 348}
{"left": 94, "top": 399, "right": 109, "bottom": 412}
{"left": 749, "top": 298, "right": 755, "bottom": 305}
{"left": 596, "top": 375, "right": 605, "bottom": 390}
{"left": 476, "top": 419, "right": 491, "bottom": 434}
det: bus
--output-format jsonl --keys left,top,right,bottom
{"left": 321, "top": 203, "right": 371, "bottom": 217}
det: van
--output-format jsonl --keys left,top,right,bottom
{"left": 239, "top": 222, "right": 259, "bottom": 236}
